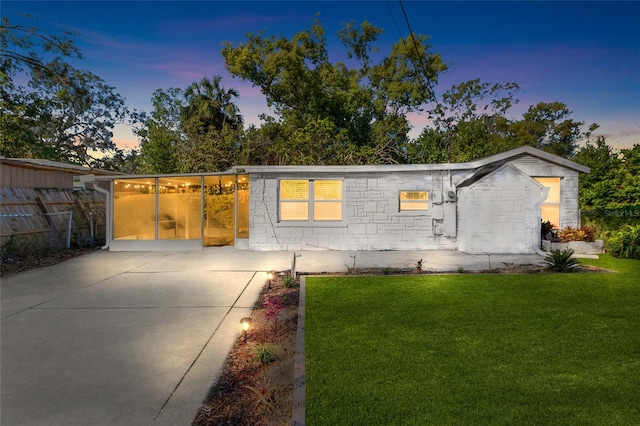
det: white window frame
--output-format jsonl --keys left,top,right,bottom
{"left": 399, "top": 190, "right": 430, "bottom": 212}
{"left": 534, "top": 177, "right": 561, "bottom": 229}
{"left": 278, "top": 179, "right": 344, "bottom": 224}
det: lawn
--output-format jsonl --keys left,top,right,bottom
{"left": 306, "top": 256, "right": 640, "bottom": 425}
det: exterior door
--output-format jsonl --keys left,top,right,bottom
{"left": 203, "top": 175, "right": 236, "bottom": 246}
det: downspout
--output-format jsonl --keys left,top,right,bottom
{"left": 533, "top": 187, "right": 550, "bottom": 257}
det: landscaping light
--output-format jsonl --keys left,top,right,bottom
{"left": 240, "top": 317, "right": 252, "bottom": 342}
{"left": 267, "top": 271, "right": 274, "bottom": 287}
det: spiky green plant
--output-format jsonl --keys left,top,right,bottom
{"left": 544, "top": 248, "right": 580, "bottom": 272}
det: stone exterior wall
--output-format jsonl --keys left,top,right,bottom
{"left": 510, "top": 157, "right": 581, "bottom": 229}
{"left": 248, "top": 171, "right": 460, "bottom": 251}
{"left": 457, "top": 165, "right": 544, "bottom": 254}
{"left": 248, "top": 154, "right": 583, "bottom": 253}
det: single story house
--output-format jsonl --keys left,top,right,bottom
{"left": 86, "top": 146, "right": 589, "bottom": 254}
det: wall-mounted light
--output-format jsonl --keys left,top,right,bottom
{"left": 240, "top": 317, "right": 252, "bottom": 342}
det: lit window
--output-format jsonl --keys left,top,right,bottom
{"left": 280, "top": 180, "right": 342, "bottom": 222}
{"left": 535, "top": 177, "right": 560, "bottom": 228}
{"left": 400, "top": 191, "right": 429, "bottom": 211}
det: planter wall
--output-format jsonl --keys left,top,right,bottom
{"left": 542, "top": 240, "right": 604, "bottom": 254}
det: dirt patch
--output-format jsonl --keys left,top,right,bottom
{"left": 0, "top": 247, "right": 100, "bottom": 277}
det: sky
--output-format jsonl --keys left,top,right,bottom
{"left": 4, "top": 1, "right": 640, "bottom": 151}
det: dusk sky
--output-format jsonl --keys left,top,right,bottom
{"left": 4, "top": 1, "right": 639, "bottom": 151}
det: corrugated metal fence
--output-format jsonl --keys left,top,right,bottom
{"left": 0, "top": 188, "right": 106, "bottom": 261}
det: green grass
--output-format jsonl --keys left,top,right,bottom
{"left": 306, "top": 256, "right": 640, "bottom": 425}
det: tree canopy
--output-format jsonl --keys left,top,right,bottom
{"left": 222, "top": 18, "right": 447, "bottom": 164}
{"left": 0, "top": 17, "right": 127, "bottom": 166}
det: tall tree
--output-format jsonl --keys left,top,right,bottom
{"left": 0, "top": 17, "right": 127, "bottom": 165}
{"left": 410, "top": 79, "right": 520, "bottom": 163}
{"left": 510, "top": 101, "right": 587, "bottom": 158}
{"left": 131, "top": 88, "right": 183, "bottom": 174}
{"left": 222, "top": 18, "right": 447, "bottom": 164}
{"left": 182, "top": 76, "right": 243, "bottom": 133}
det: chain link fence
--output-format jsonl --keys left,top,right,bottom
{"left": 0, "top": 206, "right": 106, "bottom": 263}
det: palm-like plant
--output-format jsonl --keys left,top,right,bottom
{"left": 182, "top": 75, "right": 243, "bottom": 132}
{"left": 544, "top": 248, "right": 580, "bottom": 272}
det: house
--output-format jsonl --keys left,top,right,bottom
{"left": 87, "top": 146, "right": 589, "bottom": 254}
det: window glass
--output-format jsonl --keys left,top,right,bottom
{"left": 158, "top": 177, "right": 202, "bottom": 240}
{"left": 400, "top": 191, "right": 429, "bottom": 211}
{"left": 535, "top": 177, "right": 561, "bottom": 228}
{"left": 281, "top": 180, "right": 309, "bottom": 200}
{"left": 535, "top": 178, "right": 560, "bottom": 203}
{"left": 314, "top": 180, "right": 342, "bottom": 200}
{"left": 280, "top": 180, "right": 342, "bottom": 222}
{"left": 113, "top": 178, "right": 156, "bottom": 240}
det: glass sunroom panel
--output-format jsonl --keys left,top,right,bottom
{"left": 158, "top": 177, "right": 202, "bottom": 240}
{"left": 113, "top": 178, "right": 156, "bottom": 240}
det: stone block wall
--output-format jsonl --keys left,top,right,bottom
{"left": 248, "top": 171, "right": 459, "bottom": 251}
{"left": 457, "top": 165, "right": 544, "bottom": 254}
{"left": 511, "top": 157, "right": 581, "bottom": 229}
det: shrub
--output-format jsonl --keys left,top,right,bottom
{"left": 282, "top": 275, "right": 296, "bottom": 288}
{"left": 606, "top": 224, "right": 640, "bottom": 259}
{"left": 541, "top": 220, "right": 554, "bottom": 240}
{"left": 544, "top": 248, "right": 580, "bottom": 272}
{"left": 252, "top": 343, "right": 278, "bottom": 365}
{"left": 558, "top": 226, "right": 596, "bottom": 242}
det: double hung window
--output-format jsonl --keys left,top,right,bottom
{"left": 279, "top": 180, "right": 342, "bottom": 222}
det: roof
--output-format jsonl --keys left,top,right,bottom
{"left": 0, "top": 157, "right": 119, "bottom": 176}
{"left": 89, "top": 146, "right": 590, "bottom": 181}
{"left": 231, "top": 146, "right": 591, "bottom": 175}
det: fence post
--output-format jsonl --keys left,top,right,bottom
{"left": 66, "top": 211, "right": 73, "bottom": 248}
{"left": 90, "top": 211, "right": 95, "bottom": 244}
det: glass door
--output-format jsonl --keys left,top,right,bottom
{"left": 203, "top": 175, "right": 236, "bottom": 246}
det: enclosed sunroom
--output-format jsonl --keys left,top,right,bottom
{"left": 105, "top": 173, "right": 249, "bottom": 251}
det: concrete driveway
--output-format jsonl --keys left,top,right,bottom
{"left": 1, "top": 250, "right": 281, "bottom": 425}
{"left": 1, "top": 247, "right": 544, "bottom": 425}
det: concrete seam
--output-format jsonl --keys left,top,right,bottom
{"left": 153, "top": 270, "right": 259, "bottom": 421}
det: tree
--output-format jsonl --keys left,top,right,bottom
{"left": 131, "top": 88, "right": 183, "bottom": 174}
{"left": 1, "top": 17, "right": 127, "bottom": 165}
{"left": 509, "top": 101, "right": 589, "bottom": 158}
{"left": 409, "top": 79, "right": 520, "bottom": 163}
{"left": 222, "top": 18, "right": 447, "bottom": 164}
{"left": 182, "top": 76, "right": 243, "bottom": 133}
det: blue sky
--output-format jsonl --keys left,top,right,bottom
{"left": 4, "top": 1, "right": 639, "bottom": 151}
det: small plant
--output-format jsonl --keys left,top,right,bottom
{"left": 541, "top": 220, "right": 555, "bottom": 240}
{"left": 415, "top": 258, "right": 424, "bottom": 273}
{"left": 252, "top": 342, "right": 278, "bottom": 365}
{"left": 383, "top": 266, "right": 391, "bottom": 275}
{"left": 456, "top": 266, "right": 466, "bottom": 273}
{"left": 244, "top": 378, "right": 275, "bottom": 412}
{"left": 263, "top": 295, "right": 284, "bottom": 334}
{"left": 558, "top": 226, "right": 596, "bottom": 242}
{"left": 544, "top": 248, "right": 580, "bottom": 272}
{"left": 282, "top": 274, "right": 296, "bottom": 288}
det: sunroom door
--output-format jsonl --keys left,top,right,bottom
{"left": 204, "top": 175, "right": 236, "bottom": 246}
